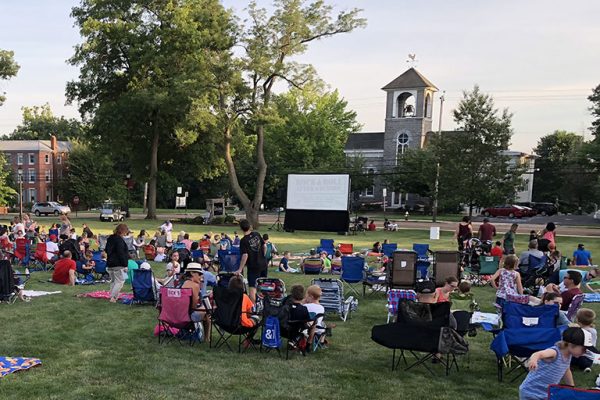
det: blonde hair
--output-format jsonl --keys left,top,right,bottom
{"left": 576, "top": 308, "right": 596, "bottom": 327}
{"left": 306, "top": 285, "right": 322, "bottom": 301}
{"left": 503, "top": 254, "right": 519, "bottom": 270}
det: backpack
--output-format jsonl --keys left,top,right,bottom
{"left": 262, "top": 315, "right": 282, "bottom": 349}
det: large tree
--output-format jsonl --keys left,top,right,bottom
{"left": 432, "top": 86, "right": 524, "bottom": 215}
{"left": 6, "top": 103, "right": 86, "bottom": 140}
{"left": 213, "top": 0, "right": 365, "bottom": 228}
{"left": 590, "top": 84, "right": 600, "bottom": 139}
{"left": 0, "top": 49, "right": 19, "bottom": 107}
{"left": 66, "top": 0, "right": 234, "bottom": 219}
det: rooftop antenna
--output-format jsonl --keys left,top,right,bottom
{"left": 406, "top": 53, "right": 418, "bottom": 68}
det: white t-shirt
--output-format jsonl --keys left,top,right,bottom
{"left": 13, "top": 223, "right": 24, "bottom": 235}
{"left": 46, "top": 241, "right": 59, "bottom": 260}
{"left": 305, "top": 303, "right": 325, "bottom": 333}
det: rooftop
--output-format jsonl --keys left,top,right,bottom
{"left": 382, "top": 67, "right": 438, "bottom": 91}
{"left": 0, "top": 140, "right": 71, "bottom": 152}
{"left": 344, "top": 132, "right": 385, "bottom": 151}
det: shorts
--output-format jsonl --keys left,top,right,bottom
{"left": 247, "top": 268, "right": 268, "bottom": 288}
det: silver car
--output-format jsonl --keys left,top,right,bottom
{"left": 31, "top": 202, "right": 71, "bottom": 216}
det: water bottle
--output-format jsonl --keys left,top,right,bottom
{"left": 25, "top": 267, "right": 30, "bottom": 276}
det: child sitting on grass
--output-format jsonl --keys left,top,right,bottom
{"left": 278, "top": 251, "right": 299, "bottom": 273}
{"left": 81, "top": 250, "right": 95, "bottom": 277}
{"left": 519, "top": 327, "right": 592, "bottom": 399}
{"left": 450, "top": 281, "right": 479, "bottom": 312}
{"left": 490, "top": 241, "right": 504, "bottom": 258}
{"left": 572, "top": 308, "right": 598, "bottom": 372}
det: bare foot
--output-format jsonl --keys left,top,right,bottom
{"left": 109, "top": 298, "right": 117, "bottom": 303}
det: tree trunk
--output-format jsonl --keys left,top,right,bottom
{"left": 250, "top": 125, "right": 268, "bottom": 229}
{"left": 146, "top": 117, "right": 159, "bottom": 220}
{"left": 223, "top": 125, "right": 253, "bottom": 222}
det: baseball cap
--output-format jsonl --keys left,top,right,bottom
{"left": 49, "top": 234, "right": 57, "bottom": 241}
{"left": 139, "top": 262, "right": 151, "bottom": 270}
{"left": 563, "top": 326, "right": 598, "bottom": 352}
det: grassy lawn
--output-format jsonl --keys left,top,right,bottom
{"left": 1, "top": 217, "right": 600, "bottom": 399}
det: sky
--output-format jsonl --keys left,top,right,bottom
{"left": 0, "top": 0, "right": 599, "bottom": 153}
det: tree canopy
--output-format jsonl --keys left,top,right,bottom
{"left": 5, "top": 103, "right": 86, "bottom": 140}
{"left": 0, "top": 49, "right": 19, "bottom": 107}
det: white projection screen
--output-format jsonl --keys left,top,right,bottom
{"left": 286, "top": 174, "right": 350, "bottom": 211}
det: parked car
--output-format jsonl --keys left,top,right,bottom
{"left": 31, "top": 202, "right": 71, "bottom": 216}
{"left": 481, "top": 204, "right": 528, "bottom": 218}
{"left": 517, "top": 202, "right": 557, "bottom": 216}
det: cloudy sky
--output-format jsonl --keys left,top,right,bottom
{"left": 0, "top": 0, "right": 598, "bottom": 152}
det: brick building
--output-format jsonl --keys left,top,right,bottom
{"left": 0, "top": 136, "right": 71, "bottom": 204}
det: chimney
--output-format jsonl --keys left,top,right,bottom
{"left": 50, "top": 135, "right": 58, "bottom": 152}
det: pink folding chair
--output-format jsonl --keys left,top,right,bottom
{"left": 157, "top": 287, "right": 198, "bottom": 345}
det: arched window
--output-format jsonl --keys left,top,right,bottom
{"left": 396, "top": 92, "right": 415, "bottom": 118}
{"left": 424, "top": 93, "right": 432, "bottom": 118}
{"left": 397, "top": 133, "right": 410, "bottom": 156}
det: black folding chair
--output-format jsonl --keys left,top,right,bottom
{"left": 210, "top": 286, "right": 259, "bottom": 353}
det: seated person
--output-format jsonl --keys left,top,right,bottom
{"left": 416, "top": 280, "right": 437, "bottom": 304}
{"left": 367, "top": 220, "right": 376, "bottom": 231}
{"left": 572, "top": 308, "right": 597, "bottom": 372}
{"left": 545, "top": 270, "right": 583, "bottom": 311}
{"left": 490, "top": 241, "right": 504, "bottom": 258}
{"left": 81, "top": 250, "right": 96, "bottom": 276}
{"left": 450, "top": 281, "right": 478, "bottom": 312}
{"left": 278, "top": 251, "right": 299, "bottom": 273}
{"left": 518, "top": 240, "right": 544, "bottom": 270}
{"left": 536, "top": 292, "right": 570, "bottom": 326}
{"left": 45, "top": 234, "right": 60, "bottom": 262}
{"left": 320, "top": 251, "right": 331, "bottom": 273}
{"left": 301, "top": 249, "right": 323, "bottom": 273}
{"left": 154, "top": 246, "right": 167, "bottom": 263}
{"left": 434, "top": 276, "right": 458, "bottom": 303}
{"left": 229, "top": 275, "right": 260, "bottom": 328}
{"left": 126, "top": 253, "right": 139, "bottom": 284}
{"left": 51, "top": 250, "right": 76, "bottom": 286}
{"left": 59, "top": 234, "right": 81, "bottom": 261}
{"left": 179, "top": 264, "right": 211, "bottom": 342}
{"left": 166, "top": 251, "right": 181, "bottom": 275}
{"left": 287, "top": 285, "right": 312, "bottom": 349}
{"left": 304, "top": 285, "right": 327, "bottom": 346}
{"left": 372, "top": 241, "right": 382, "bottom": 254}
{"left": 572, "top": 243, "right": 592, "bottom": 267}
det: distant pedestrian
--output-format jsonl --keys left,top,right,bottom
{"left": 478, "top": 218, "right": 496, "bottom": 242}
{"left": 503, "top": 223, "right": 518, "bottom": 255}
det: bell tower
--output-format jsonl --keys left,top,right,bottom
{"left": 381, "top": 68, "right": 437, "bottom": 164}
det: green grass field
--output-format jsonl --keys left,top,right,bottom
{"left": 1, "top": 218, "right": 600, "bottom": 399}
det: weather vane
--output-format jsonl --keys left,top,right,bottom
{"left": 406, "top": 54, "right": 418, "bottom": 68}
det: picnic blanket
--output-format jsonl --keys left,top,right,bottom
{"left": 0, "top": 357, "right": 42, "bottom": 377}
{"left": 584, "top": 293, "right": 600, "bottom": 303}
{"left": 77, "top": 291, "right": 133, "bottom": 301}
{"left": 21, "top": 290, "right": 62, "bottom": 297}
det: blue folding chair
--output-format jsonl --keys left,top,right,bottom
{"left": 381, "top": 243, "right": 398, "bottom": 258}
{"left": 490, "top": 302, "right": 562, "bottom": 382}
{"left": 191, "top": 249, "right": 204, "bottom": 262}
{"left": 218, "top": 248, "right": 241, "bottom": 288}
{"left": 131, "top": 269, "right": 156, "bottom": 305}
{"left": 341, "top": 256, "right": 365, "bottom": 297}
{"left": 412, "top": 243, "right": 431, "bottom": 279}
{"left": 548, "top": 385, "right": 600, "bottom": 399}
{"left": 317, "top": 239, "right": 335, "bottom": 256}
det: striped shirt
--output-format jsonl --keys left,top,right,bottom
{"left": 519, "top": 346, "right": 571, "bottom": 400}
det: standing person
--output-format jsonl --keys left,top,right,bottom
{"left": 105, "top": 223, "right": 130, "bottom": 303}
{"left": 59, "top": 215, "right": 72, "bottom": 237}
{"left": 477, "top": 218, "right": 496, "bottom": 242}
{"left": 518, "top": 327, "right": 591, "bottom": 400}
{"left": 367, "top": 220, "right": 376, "bottom": 231}
{"left": 538, "top": 222, "right": 557, "bottom": 252}
{"left": 503, "top": 223, "right": 518, "bottom": 255}
{"left": 235, "top": 219, "right": 267, "bottom": 303}
{"left": 82, "top": 223, "right": 95, "bottom": 239}
{"left": 490, "top": 254, "right": 523, "bottom": 309}
{"left": 454, "top": 216, "right": 472, "bottom": 251}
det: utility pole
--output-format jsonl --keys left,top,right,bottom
{"left": 17, "top": 168, "right": 23, "bottom": 221}
{"left": 432, "top": 91, "right": 445, "bottom": 222}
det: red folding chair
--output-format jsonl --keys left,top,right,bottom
{"left": 14, "top": 238, "right": 28, "bottom": 261}
{"left": 31, "top": 242, "right": 51, "bottom": 271}
{"left": 144, "top": 244, "right": 157, "bottom": 260}
{"left": 339, "top": 243, "right": 354, "bottom": 255}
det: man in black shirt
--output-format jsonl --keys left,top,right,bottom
{"left": 235, "top": 219, "right": 267, "bottom": 302}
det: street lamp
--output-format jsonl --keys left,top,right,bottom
{"left": 17, "top": 167, "right": 23, "bottom": 221}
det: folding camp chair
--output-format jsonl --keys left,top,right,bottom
{"left": 412, "top": 243, "right": 431, "bottom": 279}
{"left": 433, "top": 251, "right": 460, "bottom": 287}
{"left": 330, "top": 259, "right": 342, "bottom": 275}
{"left": 302, "top": 258, "right": 323, "bottom": 275}
{"left": 157, "top": 287, "right": 200, "bottom": 346}
{"left": 317, "top": 239, "right": 335, "bottom": 256}
{"left": 143, "top": 245, "right": 157, "bottom": 261}
{"left": 566, "top": 294, "right": 584, "bottom": 322}
{"left": 210, "top": 286, "right": 259, "bottom": 353}
{"left": 490, "top": 302, "right": 561, "bottom": 382}
{"left": 386, "top": 289, "right": 417, "bottom": 323}
{"left": 340, "top": 256, "right": 364, "bottom": 297}
{"left": 371, "top": 301, "right": 467, "bottom": 375}
{"left": 388, "top": 250, "right": 417, "bottom": 289}
{"left": 13, "top": 238, "right": 29, "bottom": 266}
{"left": 31, "top": 242, "right": 50, "bottom": 271}
{"left": 132, "top": 269, "right": 157, "bottom": 305}
{"left": 473, "top": 255, "right": 499, "bottom": 286}
{"left": 0, "top": 259, "right": 30, "bottom": 304}
{"left": 338, "top": 243, "right": 353, "bottom": 255}
{"left": 217, "top": 248, "right": 241, "bottom": 287}
{"left": 381, "top": 243, "right": 398, "bottom": 258}
{"left": 547, "top": 384, "right": 600, "bottom": 399}
{"left": 311, "top": 278, "right": 354, "bottom": 321}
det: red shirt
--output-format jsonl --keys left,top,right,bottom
{"left": 368, "top": 223, "right": 376, "bottom": 231}
{"left": 490, "top": 246, "right": 503, "bottom": 257}
{"left": 561, "top": 287, "right": 583, "bottom": 311}
{"left": 478, "top": 223, "right": 496, "bottom": 241}
{"left": 52, "top": 258, "right": 76, "bottom": 284}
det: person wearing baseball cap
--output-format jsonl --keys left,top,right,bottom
{"left": 519, "top": 327, "right": 595, "bottom": 399}
{"left": 45, "top": 233, "right": 60, "bottom": 262}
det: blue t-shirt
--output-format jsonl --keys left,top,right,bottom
{"left": 279, "top": 257, "right": 289, "bottom": 271}
{"left": 573, "top": 249, "right": 592, "bottom": 266}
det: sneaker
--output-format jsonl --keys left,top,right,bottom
{"left": 584, "top": 367, "right": 592, "bottom": 373}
